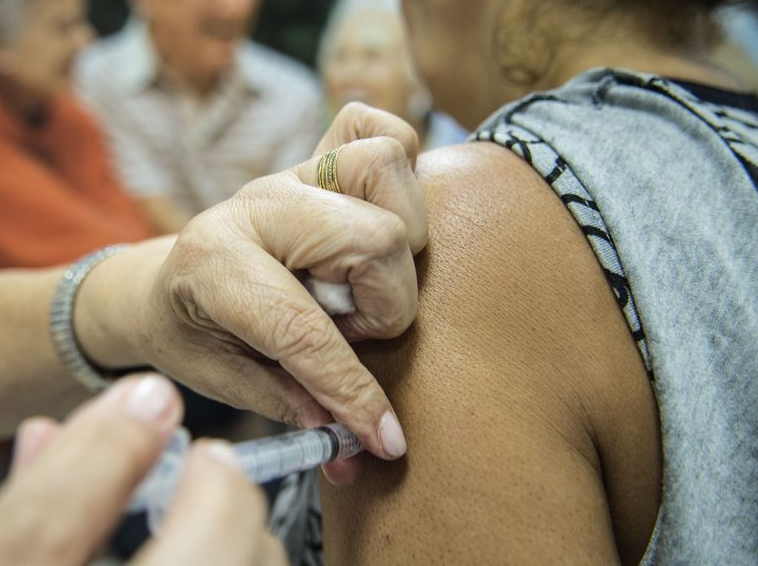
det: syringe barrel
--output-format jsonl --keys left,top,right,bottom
{"left": 127, "top": 423, "right": 363, "bottom": 534}
{"left": 128, "top": 426, "right": 190, "bottom": 513}
{"left": 234, "top": 423, "right": 362, "bottom": 484}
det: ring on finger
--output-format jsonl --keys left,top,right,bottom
{"left": 317, "top": 144, "right": 346, "bottom": 194}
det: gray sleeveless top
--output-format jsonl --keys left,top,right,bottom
{"left": 474, "top": 68, "right": 758, "bottom": 564}
{"left": 271, "top": 68, "right": 758, "bottom": 565}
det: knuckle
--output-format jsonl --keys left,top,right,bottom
{"left": 374, "top": 135, "right": 409, "bottom": 166}
{"left": 341, "top": 101, "right": 371, "bottom": 122}
{"left": 383, "top": 302, "right": 417, "bottom": 338}
{"left": 363, "top": 211, "right": 408, "bottom": 257}
{"left": 173, "top": 209, "right": 219, "bottom": 259}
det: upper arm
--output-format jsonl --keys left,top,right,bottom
{"left": 321, "top": 142, "right": 661, "bottom": 564}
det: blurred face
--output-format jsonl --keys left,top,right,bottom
{"left": 0, "top": 0, "right": 92, "bottom": 100}
{"left": 401, "top": 0, "right": 507, "bottom": 129}
{"left": 138, "top": 0, "right": 261, "bottom": 83}
{"left": 323, "top": 11, "right": 425, "bottom": 123}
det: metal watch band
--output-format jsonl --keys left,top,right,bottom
{"left": 49, "top": 244, "right": 131, "bottom": 392}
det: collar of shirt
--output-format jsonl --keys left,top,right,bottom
{"left": 114, "top": 18, "right": 260, "bottom": 100}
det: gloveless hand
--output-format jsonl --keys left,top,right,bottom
{"left": 0, "top": 375, "right": 286, "bottom": 566}
{"left": 75, "top": 104, "right": 426, "bottom": 478}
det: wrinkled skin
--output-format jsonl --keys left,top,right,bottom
{"left": 73, "top": 103, "right": 426, "bottom": 483}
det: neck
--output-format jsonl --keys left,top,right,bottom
{"left": 545, "top": 41, "right": 743, "bottom": 93}
{"left": 159, "top": 62, "right": 220, "bottom": 99}
{"left": 478, "top": 7, "right": 744, "bottom": 121}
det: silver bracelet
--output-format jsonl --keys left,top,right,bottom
{"left": 49, "top": 244, "right": 131, "bottom": 392}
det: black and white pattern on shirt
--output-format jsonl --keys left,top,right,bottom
{"left": 475, "top": 125, "right": 654, "bottom": 376}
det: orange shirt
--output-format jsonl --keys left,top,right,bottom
{"left": 0, "top": 96, "right": 153, "bottom": 268}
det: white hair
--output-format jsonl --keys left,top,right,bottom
{"left": 0, "top": 0, "right": 28, "bottom": 44}
{"left": 317, "top": 0, "right": 433, "bottom": 122}
{"left": 318, "top": 0, "right": 402, "bottom": 71}
{"left": 329, "top": 0, "right": 401, "bottom": 20}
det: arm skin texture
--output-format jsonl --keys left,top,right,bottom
{"left": 322, "top": 142, "right": 662, "bottom": 565}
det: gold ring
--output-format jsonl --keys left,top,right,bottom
{"left": 317, "top": 144, "right": 346, "bottom": 194}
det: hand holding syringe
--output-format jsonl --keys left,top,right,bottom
{"left": 129, "top": 424, "right": 363, "bottom": 533}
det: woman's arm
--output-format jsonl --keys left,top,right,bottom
{"left": 321, "top": 142, "right": 661, "bottom": 564}
{"left": 0, "top": 267, "right": 91, "bottom": 434}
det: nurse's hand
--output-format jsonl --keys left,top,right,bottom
{"left": 74, "top": 105, "right": 425, "bottom": 481}
{"left": 0, "top": 375, "right": 286, "bottom": 566}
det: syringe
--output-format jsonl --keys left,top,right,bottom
{"left": 128, "top": 424, "right": 363, "bottom": 533}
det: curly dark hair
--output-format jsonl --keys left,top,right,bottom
{"left": 494, "top": 0, "right": 758, "bottom": 87}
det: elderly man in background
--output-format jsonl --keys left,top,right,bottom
{"left": 319, "top": 0, "right": 467, "bottom": 152}
{"left": 76, "top": 0, "right": 324, "bottom": 234}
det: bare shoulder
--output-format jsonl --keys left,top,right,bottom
{"left": 322, "top": 142, "right": 660, "bottom": 564}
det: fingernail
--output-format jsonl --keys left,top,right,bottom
{"left": 379, "top": 411, "right": 407, "bottom": 459}
{"left": 321, "top": 463, "right": 339, "bottom": 486}
{"left": 107, "top": 375, "right": 175, "bottom": 425}
{"left": 203, "top": 440, "right": 240, "bottom": 470}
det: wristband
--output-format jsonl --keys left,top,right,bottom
{"left": 49, "top": 244, "right": 131, "bottom": 392}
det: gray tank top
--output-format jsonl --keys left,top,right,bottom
{"left": 475, "top": 68, "right": 758, "bottom": 564}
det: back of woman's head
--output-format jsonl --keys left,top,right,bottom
{"left": 494, "top": 0, "right": 758, "bottom": 88}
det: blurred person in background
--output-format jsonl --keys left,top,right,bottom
{"left": 0, "top": 0, "right": 154, "bottom": 269}
{"left": 319, "top": 0, "right": 466, "bottom": 151}
{"left": 713, "top": 2, "right": 758, "bottom": 88}
{"left": 76, "top": 0, "right": 325, "bottom": 235}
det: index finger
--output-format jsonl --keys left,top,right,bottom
{"left": 188, "top": 235, "right": 408, "bottom": 462}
